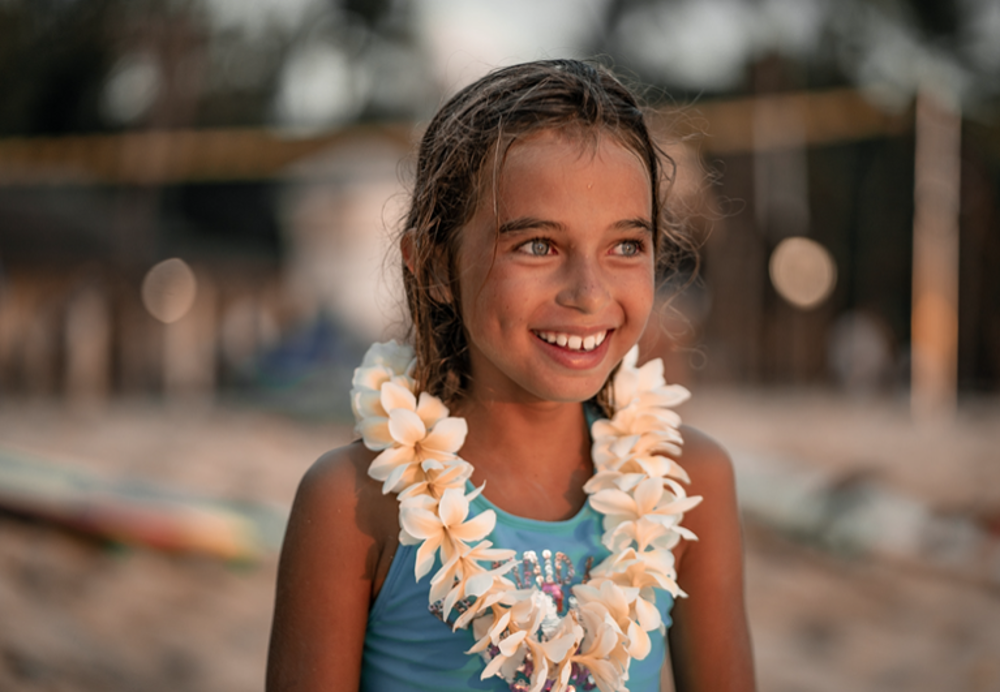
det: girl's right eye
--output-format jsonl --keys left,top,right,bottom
{"left": 517, "top": 238, "right": 553, "bottom": 256}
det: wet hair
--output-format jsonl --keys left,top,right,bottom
{"left": 401, "top": 58, "right": 686, "bottom": 408}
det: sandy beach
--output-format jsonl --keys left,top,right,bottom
{"left": 1, "top": 389, "right": 998, "bottom": 692}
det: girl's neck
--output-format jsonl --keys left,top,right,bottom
{"left": 455, "top": 396, "right": 593, "bottom": 521}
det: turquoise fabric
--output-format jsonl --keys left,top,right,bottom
{"left": 359, "top": 486, "right": 674, "bottom": 691}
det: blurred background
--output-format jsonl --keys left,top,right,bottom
{"left": 1, "top": 0, "right": 999, "bottom": 690}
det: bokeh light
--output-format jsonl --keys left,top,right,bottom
{"left": 141, "top": 258, "right": 198, "bottom": 324}
{"left": 768, "top": 236, "right": 837, "bottom": 309}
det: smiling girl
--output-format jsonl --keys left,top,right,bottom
{"left": 266, "top": 59, "right": 755, "bottom": 692}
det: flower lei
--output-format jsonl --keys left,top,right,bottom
{"left": 351, "top": 341, "right": 701, "bottom": 692}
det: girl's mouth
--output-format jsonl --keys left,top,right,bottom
{"left": 532, "top": 330, "right": 608, "bottom": 353}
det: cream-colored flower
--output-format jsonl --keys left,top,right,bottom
{"left": 399, "top": 486, "right": 496, "bottom": 580}
{"left": 350, "top": 340, "right": 416, "bottom": 421}
{"left": 365, "top": 383, "right": 468, "bottom": 493}
{"left": 591, "top": 430, "right": 687, "bottom": 481}
{"left": 453, "top": 578, "right": 514, "bottom": 630}
{"left": 611, "top": 346, "right": 690, "bottom": 412}
{"left": 479, "top": 630, "right": 529, "bottom": 682}
{"left": 590, "top": 477, "right": 702, "bottom": 554}
{"left": 569, "top": 600, "right": 630, "bottom": 692}
{"left": 397, "top": 458, "right": 473, "bottom": 502}
{"left": 359, "top": 339, "right": 416, "bottom": 375}
{"left": 431, "top": 540, "right": 516, "bottom": 617}
{"left": 593, "top": 547, "right": 683, "bottom": 598}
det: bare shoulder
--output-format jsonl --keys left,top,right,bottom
{"left": 678, "top": 424, "right": 737, "bottom": 498}
{"left": 267, "top": 441, "right": 399, "bottom": 690}
{"left": 288, "top": 440, "right": 398, "bottom": 553}
{"left": 668, "top": 426, "right": 757, "bottom": 691}
{"left": 672, "top": 424, "right": 741, "bottom": 569}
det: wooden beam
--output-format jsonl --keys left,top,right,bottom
{"left": 0, "top": 89, "right": 913, "bottom": 186}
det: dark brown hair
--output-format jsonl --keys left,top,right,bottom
{"left": 401, "top": 58, "right": 685, "bottom": 407}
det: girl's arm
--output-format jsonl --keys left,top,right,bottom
{"left": 668, "top": 426, "right": 756, "bottom": 692}
{"left": 266, "top": 443, "right": 397, "bottom": 691}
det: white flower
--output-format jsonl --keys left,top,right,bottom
{"left": 350, "top": 340, "right": 416, "bottom": 421}
{"left": 591, "top": 431, "right": 688, "bottom": 483}
{"left": 593, "top": 547, "right": 683, "bottom": 598}
{"left": 611, "top": 346, "right": 690, "bottom": 412}
{"left": 399, "top": 486, "right": 496, "bottom": 580}
{"left": 590, "top": 476, "right": 702, "bottom": 552}
{"left": 398, "top": 458, "right": 474, "bottom": 502}
{"left": 431, "top": 540, "right": 516, "bottom": 618}
{"left": 359, "top": 339, "right": 416, "bottom": 376}
{"left": 568, "top": 599, "right": 630, "bottom": 691}
{"left": 364, "top": 382, "right": 468, "bottom": 493}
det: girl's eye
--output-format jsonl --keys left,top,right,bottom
{"left": 518, "top": 238, "right": 553, "bottom": 256}
{"left": 614, "top": 239, "right": 644, "bottom": 257}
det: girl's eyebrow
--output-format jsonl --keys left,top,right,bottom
{"left": 498, "top": 216, "right": 654, "bottom": 234}
{"left": 498, "top": 216, "right": 560, "bottom": 234}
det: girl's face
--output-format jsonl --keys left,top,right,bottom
{"left": 456, "top": 129, "right": 655, "bottom": 406}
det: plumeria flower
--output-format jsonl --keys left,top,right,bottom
{"left": 590, "top": 477, "right": 702, "bottom": 551}
{"left": 598, "top": 557, "right": 676, "bottom": 635}
{"left": 592, "top": 431, "right": 687, "bottom": 481}
{"left": 594, "top": 547, "right": 683, "bottom": 598}
{"left": 572, "top": 580, "right": 649, "bottom": 657}
{"left": 535, "top": 617, "right": 584, "bottom": 691}
{"left": 431, "top": 540, "right": 516, "bottom": 618}
{"left": 365, "top": 382, "right": 468, "bottom": 493}
{"left": 397, "top": 458, "right": 474, "bottom": 502}
{"left": 569, "top": 600, "right": 630, "bottom": 691}
{"left": 480, "top": 630, "right": 529, "bottom": 682}
{"left": 399, "top": 486, "right": 496, "bottom": 580}
{"left": 611, "top": 346, "right": 691, "bottom": 412}
{"left": 350, "top": 340, "right": 416, "bottom": 421}
{"left": 453, "top": 579, "right": 514, "bottom": 630}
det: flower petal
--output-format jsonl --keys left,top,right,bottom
{"left": 381, "top": 379, "right": 417, "bottom": 413}
{"left": 626, "top": 618, "right": 651, "bottom": 659}
{"left": 632, "top": 477, "right": 664, "bottom": 514}
{"left": 437, "top": 487, "right": 469, "bottom": 527}
{"left": 416, "top": 391, "right": 449, "bottom": 427}
{"left": 450, "top": 509, "right": 496, "bottom": 542}
{"left": 633, "top": 594, "right": 661, "bottom": 631}
{"left": 399, "top": 506, "right": 442, "bottom": 540}
{"left": 413, "top": 535, "right": 441, "bottom": 581}
{"left": 422, "top": 417, "right": 469, "bottom": 455}
{"left": 388, "top": 407, "right": 426, "bottom": 446}
{"left": 589, "top": 489, "right": 637, "bottom": 518}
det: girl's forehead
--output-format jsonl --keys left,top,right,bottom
{"left": 483, "top": 128, "right": 651, "bottom": 190}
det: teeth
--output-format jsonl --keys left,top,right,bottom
{"left": 535, "top": 330, "right": 608, "bottom": 352}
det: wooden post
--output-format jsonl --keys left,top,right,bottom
{"left": 64, "top": 285, "right": 111, "bottom": 408}
{"left": 911, "top": 88, "right": 961, "bottom": 420}
{"left": 163, "top": 272, "right": 216, "bottom": 405}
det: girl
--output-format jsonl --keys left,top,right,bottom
{"left": 267, "top": 59, "right": 754, "bottom": 692}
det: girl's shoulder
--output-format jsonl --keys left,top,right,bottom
{"left": 289, "top": 440, "right": 400, "bottom": 557}
{"left": 677, "top": 424, "right": 736, "bottom": 492}
{"left": 672, "top": 425, "right": 740, "bottom": 567}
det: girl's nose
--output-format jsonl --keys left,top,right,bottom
{"left": 555, "top": 255, "right": 611, "bottom": 313}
